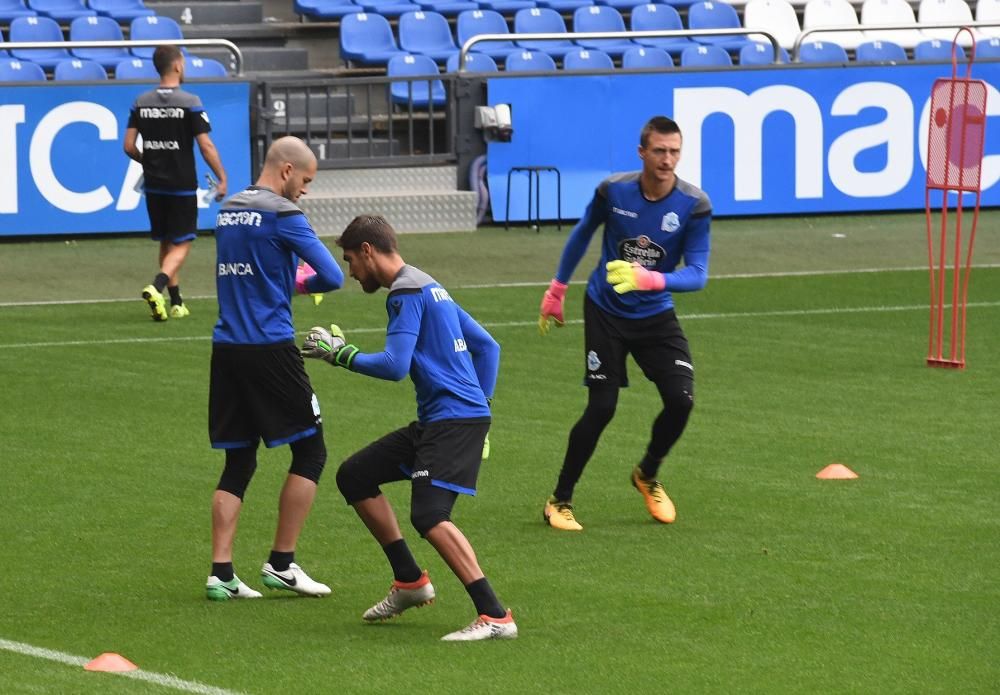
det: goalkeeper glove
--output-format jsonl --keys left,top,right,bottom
{"left": 301, "top": 324, "right": 360, "bottom": 369}
{"left": 605, "top": 260, "right": 665, "bottom": 294}
{"left": 538, "top": 279, "right": 568, "bottom": 336}
{"left": 482, "top": 397, "right": 493, "bottom": 460}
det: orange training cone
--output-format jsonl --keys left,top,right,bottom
{"left": 84, "top": 653, "right": 139, "bottom": 672}
{"left": 816, "top": 463, "right": 858, "bottom": 480}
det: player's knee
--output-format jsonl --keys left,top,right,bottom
{"left": 410, "top": 505, "right": 451, "bottom": 537}
{"left": 289, "top": 433, "right": 326, "bottom": 483}
{"left": 217, "top": 447, "right": 257, "bottom": 500}
{"left": 658, "top": 378, "right": 694, "bottom": 416}
{"left": 584, "top": 388, "right": 618, "bottom": 427}
{"left": 335, "top": 457, "right": 379, "bottom": 503}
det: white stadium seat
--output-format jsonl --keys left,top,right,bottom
{"left": 744, "top": 0, "right": 801, "bottom": 49}
{"left": 860, "top": 0, "right": 924, "bottom": 49}
{"left": 802, "top": 0, "right": 865, "bottom": 49}
{"left": 975, "top": 0, "right": 1000, "bottom": 39}
{"left": 917, "top": 0, "right": 974, "bottom": 45}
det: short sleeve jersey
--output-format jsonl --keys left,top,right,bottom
{"left": 127, "top": 87, "right": 211, "bottom": 192}
{"left": 386, "top": 266, "right": 491, "bottom": 423}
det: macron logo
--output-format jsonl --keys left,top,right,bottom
{"left": 430, "top": 287, "right": 453, "bottom": 303}
{"left": 411, "top": 470, "right": 429, "bottom": 479}
{"left": 218, "top": 262, "right": 254, "bottom": 276}
{"left": 139, "top": 107, "right": 184, "bottom": 119}
{"left": 216, "top": 211, "right": 262, "bottom": 227}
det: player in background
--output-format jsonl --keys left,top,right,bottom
{"left": 301, "top": 215, "right": 516, "bottom": 641}
{"left": 538, "top": 115, "right": 711, "bottom": 531}
{"left": 123, "top": 44, "right": 227, "bottom": 321}
{"left": 206, "top": 136, "right": 343, "bottom": 601}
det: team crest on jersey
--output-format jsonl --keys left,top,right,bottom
{"left": 587, "top": 350, "right": 601, "bottom": 371}
{"left": 661, "top": 212, "right": 680, "bottom": 233}
{"left": 619, "top": 236, "right": 665, "bottom": 268}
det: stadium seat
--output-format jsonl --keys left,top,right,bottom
{"left": 456, "top": 10, "right": 518, "bottom": 60}
{"left": 913, "top": 37, "right": 965, "bottom": 60}
{"left": 294, "top": 0, "right": 363, "bottom": 19}
{"left": 562, "top": 46, "right": 614, "bottom": 68}
{"left": 738, "top": 40, "right": 788, "bottom": 63}
{"left": 743, "top": 0, "right": 800, "bottom": 50}
{"left": 339, "top": 13, "right": 407, "bottom": 65}
{"left": 419, "top": 0, "right": 479, "bottom": 15}
{"left": 357, "top": 0, "right": 422, "bottom": 18}
{"left": 513, "top": 8, "right": 577, "bottom": 58}
{"left": 536, "top": 0, "right": 593, "bottom": 11}
{"left": 186, "top": 55, "right": 227, "bottom": 77}
{"left": 28, "top": 0, "right": 95, "bottom": 22}
{"left": 859, "top": 0, "right": 923, "bottom": 49}
{"left": 572, "top": 5, "right": 634, "bottom": 57}
{"left": 114, "top": 55, "right": 156, "bottom": 78}
{"left": 976, "top": 36, "right": 1000, "bottom": 56}
{"left": 687, "top": 1, "right": 750, "bottom": 52}
{"left": 0, "top": 0, "right": 37, "bottom": 22}
{"left": 129, "top": 16, "right": 184, "bottom": 59}
{"left": 976, "top": 0, "right": 1000, "bottom": 38}
{"left": 595, "top": 0, "right": 645, "bottom": 9}
{"left": 854, "top": 39, "right": 907, "bottom": 62}
{"left": 53, "top": 57, "right": 106, "bottom": 79}
{"left": 798, "top": 39, "right": 849, "bottom": 61}
{"left": 9, "top": 16, "right": 71, "bottom": 69}
{"left": 621, "top": 45, "right": 674, "bottom": 67}
{"left": 446, "top": 50, "right": 498, "bottom": 71}
{"left": 477, "top": 0, "right": 535, "bottom": 13}
{"left": 88, "top": 0, "right": 154, "bottom": 20}
{"left": 504, "top": 48, "right": 557, "bottom": 70}
{"left": 629, "top": 3, "right": 693, "bottom": 56}
{"left": 679, "top": 42, "right": 732, "bottom": 65}
{"left": 398, "top": 11, "right": 458, "bottom": 64}
{"left": 69, "top": 16, "right": 129, "bottom": 69}
{"left": 918, "top": 0, "right": 974, "bottom": 45}
{"left": 386, "top": 53, "right": 446, "bottom": 107}
{"left": 0, "top": 56, "right": 46, "bottom": 80}
{"left": 802, "top": 0, "right": 863, "bottom": 49}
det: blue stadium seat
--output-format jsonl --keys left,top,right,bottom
{"left": 630, "top": 4, "right": 693, "bottom": 56}
{"left": 562, "top": 46, "right": 613, "bottom": 69}
{"left": 446, "top": 50, "right": 498, "bottom": 71}
{"left": 54, "top": 57, "right": 107, "bottom": 79}
{"left": 9, "top": 16, "right": 71, "bottom": 69}
{"left": 456, "top": 10, "right": 518, "bottom": 60}
{"left": 69, "top": 16, "right": 129, "bottom": 69}
{"left": 114, "top": 55, "right": 156, "bottom": 78}
{"left": 399, "top": 11, "right": 458, "bottom": 64}
{"left": 28, "top": 0, "right": 95, "bottom": 21}
{"left": 357, "top": 0, "right": 422, "bottom": 18}
{"left": 536, "top": 0, "right": 592, "bottom": 11}
{"left": 687, "top": 1, "right": 749, "bottom": 52}
{"left": 504, "top": 48, "right": 556, "bottom": 70}
{"left": 513, "top": 8, "right": 576, "bottom": 58}
{"left": 572, "top": 6, "right": 634, "bottom": 57}
{"left": 913, "top": 38, "right": 964, "bottom": 62}
{"left": 0, "top": 0, "right": 37, "bottom": 22}
{"left": 738, "top": 41, "right": 788, "bottom": 64}
{"left": 478, "top": 0, "right": 535, "bottom": 11}
{"left": 88, "top": 0, "right": 154, "bottom": 20}
{"left": 595, "top": 0, "right": 645, "bottom": 9}
{"left": 293, "top": 0, "right": 363, "bottom": 19}
{"left": 0, "top": 56, "right": 46, "bottom": 80}
{"left": 387, "top": 53, "right": 446, "bottom": 107}
{"left": 418, "top": 0, "right": 479, "bottom": 15}
{"left": 679, "top": 42, "right": 732, "bottom": 66}
{"left": 621, "top": 45, "right": 674, "bottom": 67}
{"left": 854, "top": 39, "right": 906, "bottom": 63}
{"left": 186, "top": 55, "right": 227, "bottom": 77}
{"left": 798, "top": 40, "right": 848, "bottom": 63}
{"left": 340, "top": 13, "right": 408, "bottom": 65}
{"left": 977, "top": 37, "right": 1000, "bottom": 58}
{"left": 129, "top": 16, "right": 184, "bottom": 59}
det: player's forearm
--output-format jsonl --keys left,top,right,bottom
{"left": 662, "top": 262, "right": 708, "bottom": 292}
{"left": 300, "top": 244, "right": 344, "bottom": 293}
{"left": 460, "top": 313, "right": 500, "bottom": 398}
{"left": 351, "top": 332, "right": 415, "bottom": 381}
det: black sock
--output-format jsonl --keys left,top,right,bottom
{"left": 465, "top": 577, "right": 505, "bottom": 619}
{"left": 268, "top": 550, "right": 294, "bottom": 572}
{"left": 638, "top": 455, "right": 659, "bottom": 480}
{"left": 167, "top": 285, "right": 182, "bottom": 307}
{"left": 382, "top": 539, "right": 422, "bottom": 583}
{"left": 212, "top": 562, "right": 234, "bottom": 582}
{"left": 152, "top": 272, "right": 169, "bottom": 293}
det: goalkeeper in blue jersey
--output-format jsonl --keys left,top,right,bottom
{"left": 301, "top": 215, "right": 516, "bottom": 642}
{"left": 538, "top": 116, "right": 711, "bottom": 531}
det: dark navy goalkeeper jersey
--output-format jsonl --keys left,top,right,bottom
{"left": 127, "top": 87, "right": 211, "bottom": 193}
{"left": 212, "top": 186, "right": 343, "bottom": 346}
{"left": 555, "top": 172, "right": 712, "bottom": 319}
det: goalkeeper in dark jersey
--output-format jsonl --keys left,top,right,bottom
{"left": 205, "top": 136, "right": 343, "bottom": 601}
{"left": 538, "top": 115, "right": 711, "bottom": 532}
{"left": 124, "top": 44, "right": 227, "bottom": 321}
{"left": 301, "top": 215, "right": 516, "bottom": 642}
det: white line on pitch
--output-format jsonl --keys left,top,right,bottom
{"left": 0, "top": 638, "right": 243, "bottom": 695}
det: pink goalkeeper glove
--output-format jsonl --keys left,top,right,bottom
{"left": 295, "top": 262, "right": 316, "bottom": 295}
{"left": 538, "top": 279, "right": 568, "bottom": 336}
{"left": 605, "top": 260, "right": 665, "bottom": 294}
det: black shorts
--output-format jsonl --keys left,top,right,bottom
{"left": 583, "top": 294, "right": 694, "bottom": 389}
{"left": 146, "top": 192, "right": 197, "bottom": 243}
{"left": 341, "top": 419, "right": 491, "bottom": 498}
{"left": 208, "top": 342, "right": 321, "bottom": 449}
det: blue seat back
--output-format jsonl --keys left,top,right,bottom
{"left": 976, "top": 37, "right": 1000, "bottom": 58}
{"left": 399, "top": 11, "right": 458, "bottom": 53}
{"left": 680, "top": 43, "right": 732, "bottom": 66}
{"left": 513, "top": 8, "right": 573, "bottom": 50}
{"left": 573, "top": 5, "right": 625, "bottom": 33}
{"left": 563, "top": 46, "right": 614, "bottom": 69}
{"left": 446, "top": 51, "right": 498, "bottom": 71}
{"left": 457, "top": 9, "right": 515, "bottom": 50}
{"left": 70, "top": 15, "right": 128, "bottom": 63}
{"left": 504, "top": 48, "right": 557, "bottom": 70}
{"left": 129, "top": 15, "right": 184, "bottom": 58}
{"left": 914, "top": 38, "right": 964, "bottom": 62}
{"left": 622, "top": 45, "right": 673, "bottom": 67}
{"left": 341, "top": 13, "right": 400, "bottom": 56}
{"left": 387, "top": 53, "right": 446, "bottom": 106}
{"left": 688, "top": 1, "right": 741, "bottom": 31}
{"left": 0, "top": 56, "right": 46, "bottom": 80}
{"left": 739, "top": 41, "right": 787, "bottom": 64}
{"left": 54, "top": 57, "right": 107, "bottom": 79}
{"left": 186, "top": 56, "right": 227, "bottom": 77}
{"left": 798, "top": 40, "right": 848, "bottom": 63}
{"left": 10, "top": 15, "right": 68, "bottom": 63}
{"left": 855, "top": 39, "right": 906, "bottom": 63}
{"left": 115, "top": 55, "right": 158, "bottom": 78}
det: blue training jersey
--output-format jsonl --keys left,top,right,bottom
{"left": 555, "top": 172, "right": 712, "bottom": 319}
{"left": 212, "top": 186, "right": 343, "bottom": 345}
{"left": 351, "top": 265, "right": 498, "bottom": 423}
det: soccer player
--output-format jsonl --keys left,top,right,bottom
{"left": 123, "top": 44, "right": 227, "bottom": 321}
{"left": 206, "top": 136, "right": 343, "bottom": 601}
{"left": 301, "top": 215, "right": 516, "bottom": 641}
{"left": 538, "top": 115, "right": 711, "bottom": 531}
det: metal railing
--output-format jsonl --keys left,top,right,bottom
{"left": 792, "top": 21, "right": 1000, "bottom": 61}
{"left": 1, "top": 38, "right": 244, "bottom": 74}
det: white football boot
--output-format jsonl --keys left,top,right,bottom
{"left": 363, "top": 570, "right": 435, "bottom": 622}
{"left": 260, "top": 562, "right": 331, "bottom": 597}
{"left": 441, "top": 610, "right": 518, "bottom": 641}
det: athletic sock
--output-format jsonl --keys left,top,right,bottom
{"left": 167, "top": 285, "right": 182, "bottom": 307}
{"left": 464, "top": 577, "right": 505, "bottom": 619}
{"left": 382, "top": 539, "right": 422, "bottom": 584}
{"left": 638, "top": 455, "right": 660, "bottom": 480}
{"left": 152, "top": 272, "right": 169, "bottom": 293}
{"left": 268, "top": 550, "right": 294, "bottom": 572}
{"left": 212, "top": 562, "right": 234, "bottom": 582}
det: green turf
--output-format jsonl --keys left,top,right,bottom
{"left": 1, "top": 212, "right": 998, "bottom": 694}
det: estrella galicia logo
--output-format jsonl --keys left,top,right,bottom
{"left": 587, "top": 350, "right": 601, "bottom": 371}
{"left": 619, "top": 235, "right": 665, "bottom": 268}
{"left": 661, "top": 212, "right": 680, "bottom": 233}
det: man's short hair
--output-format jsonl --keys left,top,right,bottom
{"left": 153, "top": 45, "right": 183, "bottom": 77}
{"left": 337, "top": 215, "right": 398, "bottom": 254}
{"left": 640, "top": 116, "right": 682, "bottom": 148}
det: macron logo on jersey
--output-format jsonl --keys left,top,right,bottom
{"left": 216, "top": 211, "right": 263, "bottom": 227}
{"left": 218, "top": 262, "right": 255, "bottom": 276}
{"left": 139, "top": 107, "right": 185, "bottom": 119}
{"left": 430, "top": 287, "right": 453, "bottom": 303}
{"left": 612, "top": 206, "right": 638, "bottom": 219}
